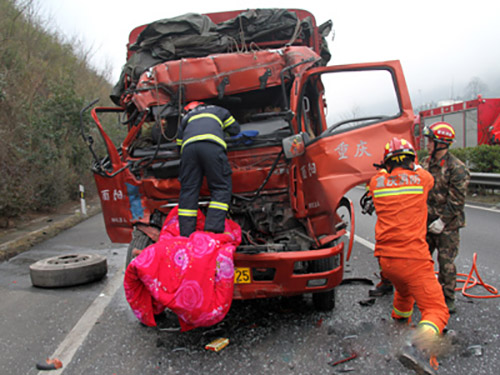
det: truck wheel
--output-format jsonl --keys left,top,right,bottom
{"left": 30, "top": 254, "right": 107, "bottom": 288}
{"left": 310, "top": 257, "right": 336, "bottom": 311}
{"left": 125, "top": 229, "right": 153, "bottom": 268}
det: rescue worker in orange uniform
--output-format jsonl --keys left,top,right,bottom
{"left": 366, "top": 138, "right": 450, "bottom": 375}
{"left": 176, "top": 101, "right": 240, "bottom": 237}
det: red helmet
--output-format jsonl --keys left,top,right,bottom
{"left": 383, "top": 137, "right": 416, "bottom": 164}
{"left": 423, "top": 121, "right": 455, "bottom": 144}
{"left": 183, "top": 101, "right": 204, "bottom": 113}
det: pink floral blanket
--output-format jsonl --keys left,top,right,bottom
{"left": 124, "top": 207, "right": 242, "bottom": 331}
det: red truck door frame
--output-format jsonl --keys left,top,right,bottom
{"left": 290, "top": 60, "right": 414, "bottom": 238}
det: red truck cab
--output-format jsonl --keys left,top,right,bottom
{"left": 81, "top": 9, "right": 414, "bottom": 310}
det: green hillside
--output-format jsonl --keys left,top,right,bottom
{"left": 0, "top": 0, "right": 117, "bottom": 223}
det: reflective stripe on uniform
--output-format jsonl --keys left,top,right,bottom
{"left": 188, "top": 113, "right": 223, "bottom": 127}
{"left": 178, "top": 208, "right": 198, "bottom": 217}
{"left": 223, "top": 116, "right": 235, "bottom": 129}
{"left": 373, "top": 186, "right": 423, "bottom": 198}
{"left": 208, "top": 201, "right": 229, "bottom": 211}
{"left": 393, "top": 306, "right": 413, "bottom": 318}
{"left": 181, "top": 134, "right": 227, "bottom": 153}
{"left": 418, "top": 320, "right": 440, "bottom": 334}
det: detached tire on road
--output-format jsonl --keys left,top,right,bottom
{"left": 30, "top": 254, "right": 107, "bottom": 288}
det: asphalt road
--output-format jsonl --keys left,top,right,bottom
{"left": 1, "top": 189, "right": 499, "bottom": 375}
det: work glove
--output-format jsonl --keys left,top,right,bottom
{"left": 428, "top": 218, "right": 445, "bottom": 234}
{"left": 231, "top": 130, "right": 259, "bottom": 145}
{"left": 360, "top": 192, "right": 375, "bottom": 215}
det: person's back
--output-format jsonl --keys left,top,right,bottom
{"left": 367, "top": 137, "right": 448, "bottom": 375}
{"left": 369, "top": 165, "right": 434, "bottom": 260}
{"left": 177, "top": 103, "right": 240, "bottom": 152}
{"left": 177, "top": 102, "right": 240, "bottom": 237}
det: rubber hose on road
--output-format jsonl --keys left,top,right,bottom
{"left": 454, "top": 252, "right": 500, "bottom": 299}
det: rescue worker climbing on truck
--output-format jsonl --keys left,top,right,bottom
{"left": 177, "top": 101, "right": 240, "bottom": 237}
{"left": 365, "top": 138, "right": 449, "bottom": 375}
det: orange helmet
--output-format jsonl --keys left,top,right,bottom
{"left": 383, "top": 137, "right": 416, "bottom": 164}
{"left": 423, "top": 121, "right": 455, "bottom": 145}
{"left": 183, "top": 101, "right": 204, "bottom": 113}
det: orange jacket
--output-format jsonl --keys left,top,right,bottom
{"left": 368, "top": 166, "right": 434, "bottom": 259}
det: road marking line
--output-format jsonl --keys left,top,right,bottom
{"left": 465, "top": 203, "right": 500, "bottom": 213}
{"left": 37, "top": 268, "right": 124, "bottom": 375}
{"left": 353, "top": 233, "right": 375, "bottom": 251}
{"left": 356, "top": 185, "right": 500, "bottom": 214}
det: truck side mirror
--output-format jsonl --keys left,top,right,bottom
{"left": 282, "top": 133, "right": 306, "bottom": 159}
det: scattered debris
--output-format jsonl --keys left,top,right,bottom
{"left": 444, "top": 329, "right": 459, "bottom": 345}
{"left": 205, "top": 337, "right": 230, "bottom": 352}
{"left": 202, "top": 327, "right": 225, "bottom": 336}
{"left": 466, "top": 345, "right": 484, "bottom": 357}
{"left": 340, "top": 277, "right": 374, "bottom": 286}
{"left": 328, "top": 352, "right": 358, "bottom": 367}
{"left": 157, "top": 327, "right": 181, "bottom": 332}
{"left": 343, "top": 335, "right": 358, "bottom": 340}
{"left": 359, "top": 298, "right": 376, "bottom": 306}
{"left": 36, "top": 358, "right": 63, "bottom": 371}
{"left": 337, "top": 367, "right": 356, "bottom": 373}
{"left": 172, "top": 347, "right": 189, "bottom": 353}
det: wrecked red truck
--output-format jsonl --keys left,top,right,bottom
{"left": 80, "top": 9, "right": 415, "bottom": 311}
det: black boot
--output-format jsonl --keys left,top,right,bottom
{"left": 369, "top": 279, "right": 394, "bottom": 297}
{"left": 398, "top": 344, "right": 437, "bottom": 375}
{"left": 445, "top": 297, "right": 456, "bottom": 314}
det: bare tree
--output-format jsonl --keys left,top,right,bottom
{"left": 464, "top": 76, "right": 488, "bottom": 99}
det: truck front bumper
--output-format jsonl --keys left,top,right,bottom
{"left": 233, "top": 242, "right": 344, "bottom": 299}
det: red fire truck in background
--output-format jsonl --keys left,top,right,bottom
{"left": 413, "top": 96, "right": 500, "bottom": 150}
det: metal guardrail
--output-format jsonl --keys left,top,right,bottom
{"left": 470, "top": 172, "right": 500, "bottom": 189}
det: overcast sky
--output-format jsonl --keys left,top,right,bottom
{"left": 36, "top": 0, "right": 500, "bottom": 107}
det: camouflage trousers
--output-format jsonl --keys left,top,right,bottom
{"left": 426, "top": 230, "right": 460, "bottom": 301}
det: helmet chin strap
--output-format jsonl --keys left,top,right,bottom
{"left": 431, "top": 142, "right": 449, "bottom": 160}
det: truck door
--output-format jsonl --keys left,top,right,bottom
{"left": 290, "top": 60, "right": 415, "bottom": 235}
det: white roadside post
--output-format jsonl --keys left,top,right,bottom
{"left": 79, "top": 184, "right": 87, "bottom": 216}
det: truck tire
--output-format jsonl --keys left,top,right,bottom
{"left": 310, "top": 257, "right": 336, "bottom": 311}
{"left": 125, "top": 229, "right": 153, "bottom": 268}
{"left": 30, "top": 254, "right": 107, "bottom": 288}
